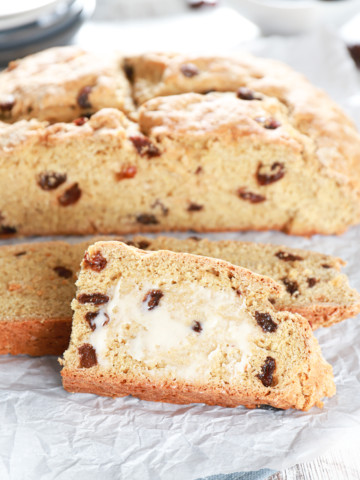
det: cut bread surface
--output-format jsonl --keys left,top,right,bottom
{"left": 61, "top": 241, "right": 335, "bottom": 411}
{"left": 0, "top": 236, "right": 359, "bottom": 356}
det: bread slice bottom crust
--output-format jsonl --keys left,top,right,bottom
{"left": 61, "top": 365, "right": 334, "bottom": 411}
{"left": 0, "top": 318, "right": 71, "bottom": 356}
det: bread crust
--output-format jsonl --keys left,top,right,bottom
{"left": 0, "top": 46, "right": 133, "bottom": 123}
{"left": 61, "top": 366, "right": 325, "bottom": 411}
{"left": 0, "top": 317, "right": 71, "bottom": 356}
{"left": 281, "top": 304, "right": 360, "bottom": 330}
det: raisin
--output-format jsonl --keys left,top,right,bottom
{"left": 58, "top": 183, "right": 82, "bottom": 206}
{"left": 188, "top": 235, "right": 201, "bottom": 241}
{"left": 237, "top": 87, "right": 261, "bottom": 101}
{"left": 348, "top": 45, "right": 360, "bottom": 68}
{"left": 73, "top": 116, "right": 88, "bottom": 126}
{"left": 77, "top": 86, "right": 92, "bottom": 109}
{"left": 115, "top": 165, "right": 137, "bottom": 181}
{"left": 307, "top": 277, "right": 317, "bottom": 288}
{"left": 257, "top": 404, "right": 283, "bottom": 411}
{"left": 151, "top": 199, "right": 169, "bottom": 215}
{"left": 195, "top": 166, "right": 203, "bottom": 174}
{"left": 127, "top": 239, "right": 151, "bottom": 249}
{"left": 257, "top": 356, "right": 276, "bottom": 387}
{"left": 130, "top": 136, "right": 160, "bottom": 158}
{"left": 187, "top": 203, "right": 204, "bottom": 212}
{"left": 85, "top": 311, "right": 109, "bottom": 331}
{"left": 255, "top": 312, "right": 278, "bottom": 333}
{"left": 14, "top": 251, "right": 27, "bottom": 257}
{"left": 136, "top": 214, "right": 158, "bottom": 225}
{"left": 180, "top": 63, "right": 199, "bottom": 77}
{"left": 37, "top": 171, "right": 67, "bottom": 190}
{"left": 83, "top": 251, "right": 107, "bottom": 272}
{"left": 191, "top": 321, "right": 202, "bottom": 333}
{"left": 0, "top": 96, "right": 15, "bottom": 112}
{"left": 256, "top": 162, "right": 285, "bottom": 186}
{"left": 188, "top": 0, "right": 217, "bottom": 7}
{"left": 136, "top": 240, "right": 151, "bottom": 249}
{"left": 143, "top": 289, "right": 163, "bottom": 310}
{"left": 264, "top": 118, "right": 281, "bottom": 129}
{"left": 322, "top": 264, "right": 331, "bottom": 269}
{"left": 282, "top": 278, "right": 299, "bottom": 296}
{"left": 54, "top": 266, "right": 73, "bottom": 279}
{"left": 77, "top": 293, "right": 109, "bottom": 305}
{"left": 275, "top": 251, "right": 303, "bottom": 262}
{"left": 85, "top": 311, "right": 98, "bottom": 331}
{"left": 1, "top": 225, "right": 17, "bottom": 234}
{"left": 238, "top": 189, "right": 266, "bottom": 203}
{"left": 78, "top": 344, "right": 97, "bottom": 368}
{"left": 255, "top": 117, "right": 281, "bottom": 129}
{"left": 123, "top": 63, "right": 134, "bottom": 83}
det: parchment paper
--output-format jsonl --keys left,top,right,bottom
{"left": 1, "top": 28, "right": 360, "bottom": 480}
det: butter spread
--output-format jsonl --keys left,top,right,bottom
{"left": 89, "top": 279, "right": 258, "bottom": 381}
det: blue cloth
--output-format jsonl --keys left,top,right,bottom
{"left": 199, "top": 470, "right": 275, "bottom": 480}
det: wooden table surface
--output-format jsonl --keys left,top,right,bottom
{"left": 91, "top": 1, "right": 359, "bottom": 478}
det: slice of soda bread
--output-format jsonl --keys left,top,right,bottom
{"left": 0, "top": 237, "right": 359, "bottom": 356}
{"left": 61, "top": 241, "right": 335, "bottom": 411}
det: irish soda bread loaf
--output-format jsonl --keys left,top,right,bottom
{"left": 1, "top": 47, "right": 360, "bottom": 236}
{"left": 1, "top": 236, "right": 359, "bottom": 356}
{"left": 61, "top": 241, "right": 335, "bottom": 411}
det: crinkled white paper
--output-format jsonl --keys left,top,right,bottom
{"left": 1, "top": 27, "right": 360, "bottom": 480}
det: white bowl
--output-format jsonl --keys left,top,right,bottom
{"left": 318, "top": 0, "right": 360, "bottom": 28}
{"left": 230, "top": 0, "right": 360, "bottom": 35}
{"left": 0, "top": 0, "right": 65, "bottom": 30}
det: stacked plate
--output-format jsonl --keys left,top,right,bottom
{"left": 0, "top": 0, "right": 95, "bottom": 66}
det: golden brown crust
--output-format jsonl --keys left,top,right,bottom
{"left": 282, "top": 304, "right": 360, "bottom": 330}
{"left": 0, "top": 46, "right": 133, "bottom": 123}
{"left": 0, "top": 317, "right": 71, "bottom": 356}
{"left": 60, "top": 366, "right": 324, "bottom": 411}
